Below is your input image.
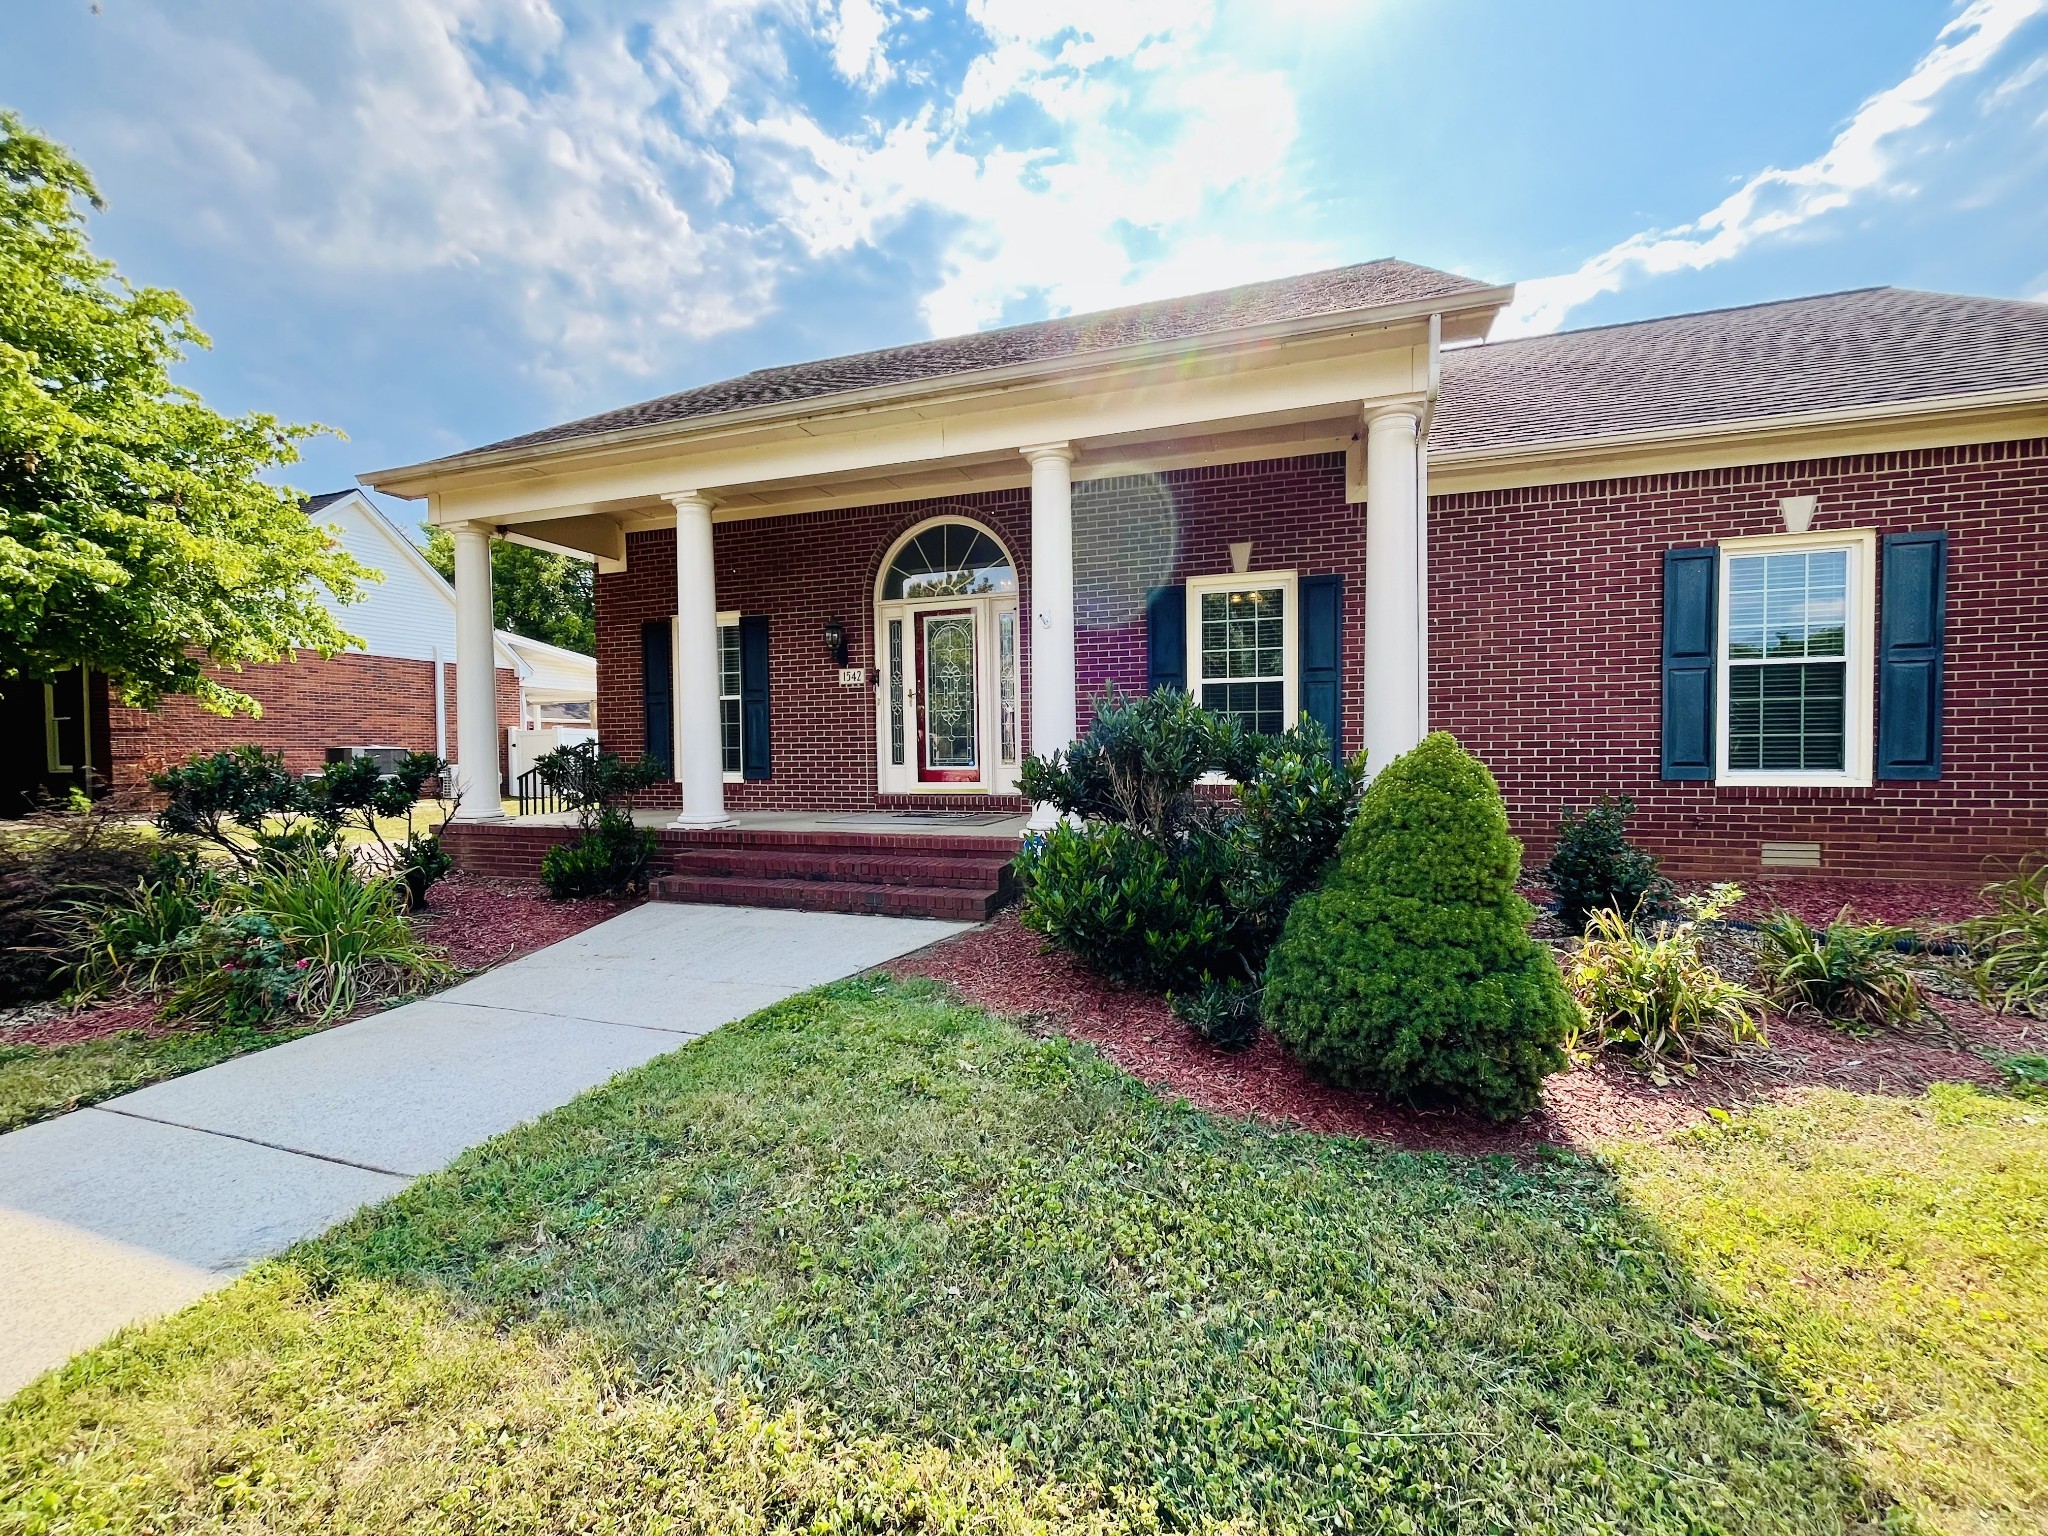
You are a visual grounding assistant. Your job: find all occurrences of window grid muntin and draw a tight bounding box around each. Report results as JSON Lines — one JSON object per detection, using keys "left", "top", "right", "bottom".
{"left": 1197, "top": 586, "right": 1287, "bottom": 735}
{"left": 718, "top": 621, "right": 742, "bottom": 775}
{"left": 1722, "top": 545, "right": 1856, "bottom": 777}
{"left": 882, "top": 522, "right": 1016, "bottom": 600}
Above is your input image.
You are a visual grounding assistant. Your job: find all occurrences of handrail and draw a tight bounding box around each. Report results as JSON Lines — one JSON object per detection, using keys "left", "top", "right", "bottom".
{"left": 515, "top": 765, "right": 568, "bottom": 817}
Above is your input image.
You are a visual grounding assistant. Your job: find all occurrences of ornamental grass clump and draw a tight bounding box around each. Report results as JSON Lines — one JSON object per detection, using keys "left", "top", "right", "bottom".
{"left": 1565, "top": 885, "right": 1765, "bottom": 1076}
{"left": 1262, "top": 732, "right": 1575, "bottom": 1120}
{"left": 1756, "top": 906, "right": 1924, "bottom": 1031}
{"left": 1959, "top": 854, "right": 2048, "bottom": 1018}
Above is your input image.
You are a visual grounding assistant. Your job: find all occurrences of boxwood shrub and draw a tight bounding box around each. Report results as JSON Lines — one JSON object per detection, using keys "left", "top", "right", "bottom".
{"left": 1263, "top": 732, "right": 1574, "bottom": 1120}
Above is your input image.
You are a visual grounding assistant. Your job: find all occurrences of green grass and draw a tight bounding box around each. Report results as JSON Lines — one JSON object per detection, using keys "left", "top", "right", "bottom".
{"left": 3, "top": 975, "right": 1909, "bottom": 1535}
{"left": 1615, "top": 1087, "right": 2048, "bottom": 1535}
{"left": 0, "top": 1025, "right": 315, "bottom": 1133}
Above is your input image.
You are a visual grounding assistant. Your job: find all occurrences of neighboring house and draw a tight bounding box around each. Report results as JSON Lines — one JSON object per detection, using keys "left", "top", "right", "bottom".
{"left": 0, "top": 490, "right": 596, "bottom": 813}
{"left": 365, "top": 264, "right": 2047, "bottom": 881}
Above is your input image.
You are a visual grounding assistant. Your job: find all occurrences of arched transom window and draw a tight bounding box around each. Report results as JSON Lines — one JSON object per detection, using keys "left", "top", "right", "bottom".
{"left": 881, "top": 522, "right": 1016, "bottom": 600}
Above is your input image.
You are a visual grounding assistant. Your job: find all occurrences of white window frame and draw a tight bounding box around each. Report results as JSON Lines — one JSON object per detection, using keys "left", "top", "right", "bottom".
{"left": 715, "top": 609, "right": 744, "bottom": 784}
{"left": 1715, "top": 529, "right": 1876, "bottom": 788}
{"left": 1185, "top": 570, "right": 1299, "bottom": 736}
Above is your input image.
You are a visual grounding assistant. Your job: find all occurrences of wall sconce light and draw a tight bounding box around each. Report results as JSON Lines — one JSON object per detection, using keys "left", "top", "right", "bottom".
{"left": 823, "top": 617, "right": 848, "bottom": 665}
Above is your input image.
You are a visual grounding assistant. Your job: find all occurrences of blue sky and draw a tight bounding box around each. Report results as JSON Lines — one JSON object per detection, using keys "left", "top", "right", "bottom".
{"left": 8, "top": 0, "right": 2048, "bottom": 506}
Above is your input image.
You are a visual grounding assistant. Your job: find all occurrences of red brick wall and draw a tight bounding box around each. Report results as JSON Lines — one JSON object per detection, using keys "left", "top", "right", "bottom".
{"left": 591, "top": 442, "right": 2045, "bottom": 877}
{"left": 1430, "top": 438, "right": 2048, "bottom": 879}
{"left": 598, "top": 490, "right": 1034, "bottom": 811}
{"left": 105, "top": 653, "right": 519, "bottom": 796}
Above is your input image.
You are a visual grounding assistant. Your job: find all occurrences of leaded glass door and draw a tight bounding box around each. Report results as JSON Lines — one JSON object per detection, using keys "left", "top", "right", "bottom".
{"left": 916, "top": 608, "right": 980, "bottom": 781}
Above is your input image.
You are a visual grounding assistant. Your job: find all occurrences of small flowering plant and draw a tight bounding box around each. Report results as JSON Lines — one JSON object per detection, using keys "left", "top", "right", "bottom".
{"left": 148, "top": 912, "right": 303, "bottom": 1028}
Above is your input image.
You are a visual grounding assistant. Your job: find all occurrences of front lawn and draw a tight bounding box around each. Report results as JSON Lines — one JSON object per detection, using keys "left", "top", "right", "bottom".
{"left": 9, "top": 977, "right": 2038, "bottom": 1533}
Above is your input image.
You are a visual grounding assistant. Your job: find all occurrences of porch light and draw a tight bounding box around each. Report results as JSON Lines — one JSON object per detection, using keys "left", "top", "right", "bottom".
{"left": 823, "top": 617, "right": 849, "bottom": 665}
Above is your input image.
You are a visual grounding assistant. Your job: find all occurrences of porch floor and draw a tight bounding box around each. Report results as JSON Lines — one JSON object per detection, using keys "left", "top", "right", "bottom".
{"left": 509, "top": 808, "right": 1032, "bottom": 839}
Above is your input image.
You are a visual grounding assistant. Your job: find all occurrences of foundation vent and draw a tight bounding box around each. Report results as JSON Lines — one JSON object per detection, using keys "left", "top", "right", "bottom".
{"left": 1759, "top": 841, "right": 1822, "bottom": 870}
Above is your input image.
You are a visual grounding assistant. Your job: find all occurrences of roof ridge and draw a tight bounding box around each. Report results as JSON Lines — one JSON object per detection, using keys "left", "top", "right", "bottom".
{"left": 732, "top": 256, "right": 1428, "bottom": 380}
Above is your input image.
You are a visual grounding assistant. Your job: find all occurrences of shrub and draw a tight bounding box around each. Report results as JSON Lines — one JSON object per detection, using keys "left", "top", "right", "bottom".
{"left": 1756, "top": 907, "right": 1923, "bottom": 1030}
{"left": 0, "top": 795, "right": 167, "bottom": 1005}
{"left": 542, "top": 807, "right": 658, "bottom": 899}
{"left": 157, "top": 911, "right": 304, "bottom": 1028}
{"left": 1565, "top": 885, "right": 1765, "bottom": 1075}
{"left": 305, "top": 750, "right": 456, "bottom": 908}
{"left": 1169, "top": 975, "right": 1262, "bottom": 1050}
{"left": 1263, "top": 733, "right": 1574, "bottom": 1120}
{"left": 1016, "top": 688, "right": 1362, "bottom": 994}
{"left": 244, "top": 850, "right": 451, "bottom": 1018}
{"left": 1958, "top": 855, "right": 2048, "bottom": 1017}
{"left": 153, "top": 745, "right": 325, "bottom": 865}
{"left": 64, "top": 852, "right": 219, "bottom": 1000}
{"left": 533, "top": 743, "right": 665, "bottom": 900}
{"left": 1543, "top": 796, "right": 1673, "bottom": 934}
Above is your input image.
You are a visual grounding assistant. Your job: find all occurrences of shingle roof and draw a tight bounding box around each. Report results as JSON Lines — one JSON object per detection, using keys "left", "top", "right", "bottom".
{"left": 302, "top": 490, "right": 358, "bottom": 514}
{"left": 471, "top": 258, "right": 1492, "bottom": 455}
{"left": 1433, "top": 287, "right": 2048, "bottom": 455}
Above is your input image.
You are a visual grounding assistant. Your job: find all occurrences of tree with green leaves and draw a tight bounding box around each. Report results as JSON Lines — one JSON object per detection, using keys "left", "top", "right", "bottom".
{"left": 0, "top": 111, "right": 369, "bottom": 713}
{"left": 421, "top": 525, "right": 595, "bottom": 654}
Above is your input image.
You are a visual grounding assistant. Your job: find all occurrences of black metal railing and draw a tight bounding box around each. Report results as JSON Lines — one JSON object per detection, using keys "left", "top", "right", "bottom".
{"left": 516, "top": 765, "right": 568, "bottom": 817}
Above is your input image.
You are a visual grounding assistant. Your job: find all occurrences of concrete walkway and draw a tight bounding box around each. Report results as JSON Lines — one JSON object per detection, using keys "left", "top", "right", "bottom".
{"left": 0, "top": 902, "right": 967, "bottom": 1397}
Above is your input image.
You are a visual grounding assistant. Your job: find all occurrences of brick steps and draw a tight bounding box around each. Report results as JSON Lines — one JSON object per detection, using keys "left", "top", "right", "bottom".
{"left": 650, "top": 826, "right": 1018, "bottom": 921}
{"left": 650, "top": 873, "right": 1005, "bottom": 921}
{"left": 667, "top": 845, "right": 1013, "bottom": 890}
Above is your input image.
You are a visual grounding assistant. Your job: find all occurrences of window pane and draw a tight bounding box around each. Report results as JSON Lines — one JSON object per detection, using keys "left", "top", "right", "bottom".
{"left": 719, "top": 624, "right": 742, "bottom": 698}
{"left": 883, "top": 521, "right": 1016, "bottom": 599}
{"left": 888, "top": 619, "right": 904, "bottom": 766}
{"left": 720, "top": 698, "right": 741, "bottom": 775}
{"left": 1729, "top": 548, "right": 1853, "bottom": 664}
{"left": 998, "top": 611, "right": 1018, "bottom": 764}
{"left": 1196, "top": 586, "right": 1286, "bottom": 690}
{"left": 1727, "top": 661, "right": 1846, "bottom": 772}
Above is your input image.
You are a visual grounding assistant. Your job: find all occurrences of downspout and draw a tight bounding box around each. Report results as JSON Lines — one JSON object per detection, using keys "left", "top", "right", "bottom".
{"left": 432, "top": 643, "right": 447, "bottom": 762}
{"left": 1416, "top": 312, "right": 1440, "bottom": 734}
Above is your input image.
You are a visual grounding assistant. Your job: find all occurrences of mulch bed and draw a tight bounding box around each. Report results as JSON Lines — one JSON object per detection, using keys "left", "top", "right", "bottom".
{"left": 891, "top": 888, "right": 2038, "bottom": 1156}
{"left": 0, "top": 873, "right": 637, "bottom": 1052}
{"left": 410, "top": 872, "right": 640, "bottom": 972}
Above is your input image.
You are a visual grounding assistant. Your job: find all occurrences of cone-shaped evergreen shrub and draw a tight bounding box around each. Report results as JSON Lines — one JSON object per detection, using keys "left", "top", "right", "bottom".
{"left": 1263, "top": 732, "right": 1573, "bottom": 1120}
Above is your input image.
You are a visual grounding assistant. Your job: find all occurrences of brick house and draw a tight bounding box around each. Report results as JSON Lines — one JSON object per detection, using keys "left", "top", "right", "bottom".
{"left": 365, "top": 263, "right": 2047, "bottom": 911}
{"left": 0, "top": 491, "right": 595, "bottom": 813}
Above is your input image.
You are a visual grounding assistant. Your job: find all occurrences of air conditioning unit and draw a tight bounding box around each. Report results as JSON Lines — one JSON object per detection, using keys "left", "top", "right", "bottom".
{"left": 325, "top": 745, "right": 409, "bottom": 776}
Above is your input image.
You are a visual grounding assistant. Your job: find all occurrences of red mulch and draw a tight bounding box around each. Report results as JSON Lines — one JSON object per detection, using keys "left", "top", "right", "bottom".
{"left": 891, "top": 897, "right": 2039, "bottom": 1156}
{"left": 0, "top": 873, "right": 637, "bottom": 1052}
{"left": 411, "top": 871, "right": 640, "bottom": 971}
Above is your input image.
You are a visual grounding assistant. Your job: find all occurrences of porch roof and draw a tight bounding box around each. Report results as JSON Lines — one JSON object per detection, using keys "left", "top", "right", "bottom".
{"left": 433, "top": 259, "right": 1490, "bottom": 463}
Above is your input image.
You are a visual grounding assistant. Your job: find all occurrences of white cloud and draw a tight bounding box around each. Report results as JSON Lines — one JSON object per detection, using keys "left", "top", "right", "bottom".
{"left": 83, "top": 0, "right": 1323, "bottom": 385}
{"left": 1496, "top": 0, "right": 2048, "bottom": 337}
{"left": 823, "top": 0, "right": 896, "bottom": 89}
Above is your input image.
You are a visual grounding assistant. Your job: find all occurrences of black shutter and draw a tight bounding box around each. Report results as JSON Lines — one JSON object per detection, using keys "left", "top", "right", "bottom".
{"left": 739, "top": 615, "right": 771, "bottom": 781}
{"left": 1878, "top": 531, "right": 1947, "bottom": 780}
{"left": 1661, "top": 547, "right": 1717, "bottom": 780}
{"left": 1298, "top": 573, "right": 1344, "bottom": 764}
{"left": 1146, "top": 585, "right": 1187, "bottom": 693}
{"left": 641, "top": 620, "right": 673, "bottom": 776}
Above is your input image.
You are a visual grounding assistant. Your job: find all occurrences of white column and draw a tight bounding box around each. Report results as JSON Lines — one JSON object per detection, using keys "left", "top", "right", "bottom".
{"left": 1022, "top": 442, "right": 1076, "bottom": 830}
{"left": 666, "top": 491, "right": 733, "bottom": 828}
{"left": 1363, "top": 408, "right": 1425, "bottom": 773}
{"left": 451, "top": 522, "right": 504, "bottom": 818}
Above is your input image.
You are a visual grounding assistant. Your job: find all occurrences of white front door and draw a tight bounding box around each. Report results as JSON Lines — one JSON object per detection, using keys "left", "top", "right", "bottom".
{"left": 877, "top": 596, "right": 1019, "bottom": 795}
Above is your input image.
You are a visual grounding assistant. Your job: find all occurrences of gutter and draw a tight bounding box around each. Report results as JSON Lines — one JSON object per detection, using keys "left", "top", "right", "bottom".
{"left": 361, "top": 285, "right": 1513, "bottom": 495}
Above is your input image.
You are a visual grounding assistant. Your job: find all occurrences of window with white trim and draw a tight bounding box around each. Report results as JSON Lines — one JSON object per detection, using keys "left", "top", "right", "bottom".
{"left": 717, "top": 614, "right": 743, "bottom": 778}
{"left": 1187, "top": 571, "right": 1298, "bottom": 737}
{"left": 1717, "top": 531, "right": 1875, "bottom": 786}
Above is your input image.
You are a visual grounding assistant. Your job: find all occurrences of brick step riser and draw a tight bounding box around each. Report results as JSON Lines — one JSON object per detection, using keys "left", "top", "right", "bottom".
{"left": 651, "top": 876, "right": 999, "bottom": 922}
{"left": 669, "top": 851, "right": 1015, "bottom": 890}
{"left": 666, "top": 829, "right": 1021, "bottom": 857}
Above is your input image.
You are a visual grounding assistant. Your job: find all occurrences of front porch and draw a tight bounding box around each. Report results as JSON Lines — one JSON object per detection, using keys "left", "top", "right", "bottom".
{"left": 442, "top": 810, "right": 1026, "bottom": 921}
